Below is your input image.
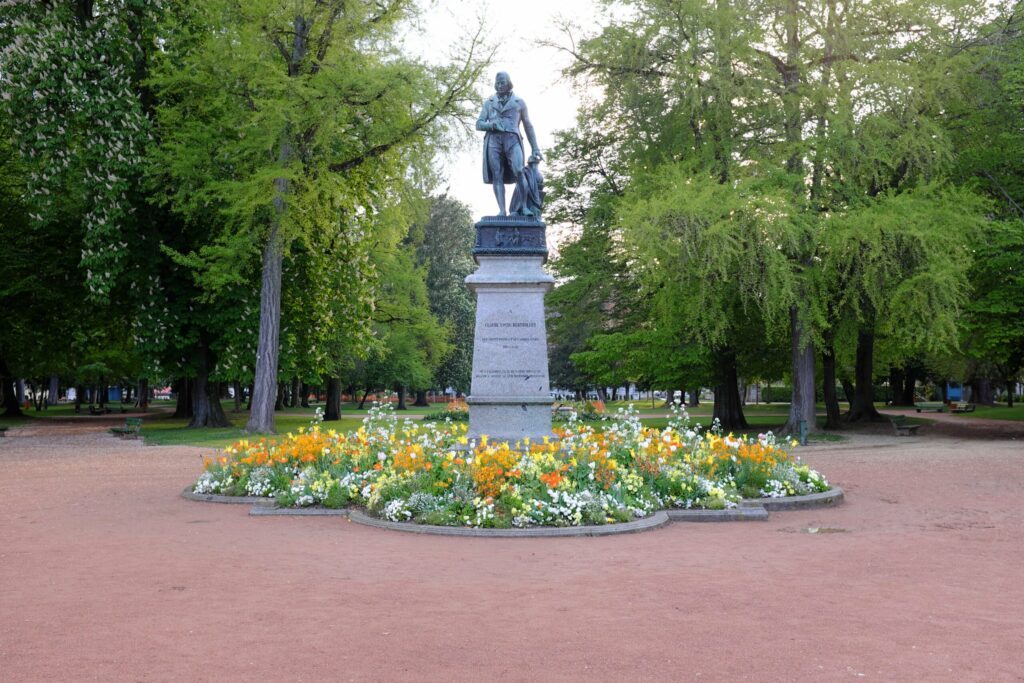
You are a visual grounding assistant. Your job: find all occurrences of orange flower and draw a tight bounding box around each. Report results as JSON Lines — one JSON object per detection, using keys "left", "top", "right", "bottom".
{"left": 539, "top": 471, "right": 563, "bottom": 489}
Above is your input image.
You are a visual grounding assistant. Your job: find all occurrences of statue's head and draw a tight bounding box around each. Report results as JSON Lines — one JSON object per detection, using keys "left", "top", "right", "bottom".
{"left": 494, "top": 72, "right": 513, "bottom": 94}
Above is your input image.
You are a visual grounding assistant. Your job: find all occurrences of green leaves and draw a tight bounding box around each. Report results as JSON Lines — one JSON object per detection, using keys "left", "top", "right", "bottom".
{"left": 0, "top": 1, "right": 158, "bottom": 299}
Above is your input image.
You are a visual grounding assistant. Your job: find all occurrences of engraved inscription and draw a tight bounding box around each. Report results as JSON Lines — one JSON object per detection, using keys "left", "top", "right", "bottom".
{"left": 473, "top": 369, "right": 542, "bottom": 379}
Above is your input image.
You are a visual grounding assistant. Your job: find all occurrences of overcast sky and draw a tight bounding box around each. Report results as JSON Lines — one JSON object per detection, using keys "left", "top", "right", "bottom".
{"left": 404, "top": 0, "right": 607, "bottom": 219}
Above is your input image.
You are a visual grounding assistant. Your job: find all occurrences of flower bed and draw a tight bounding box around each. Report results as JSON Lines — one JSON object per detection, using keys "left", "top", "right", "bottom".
{"left": 192, "top": 403, "right": 831, "bottom": 528}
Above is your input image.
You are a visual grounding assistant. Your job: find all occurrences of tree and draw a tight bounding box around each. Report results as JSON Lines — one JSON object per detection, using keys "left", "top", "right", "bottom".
{"left": 414, "top": 195, "right": 477, "bottom": 396}
{"left": 550, "top": 0, "right": 1003, "bottom": 431}
{"left": 363, "top": 238, "right": 450, "bottom": 410}
{"left": 0, "top": 0, "right": 158, "bottom": 300}
{"left": 149, "top": 0, "right": 487, "bottom": 432}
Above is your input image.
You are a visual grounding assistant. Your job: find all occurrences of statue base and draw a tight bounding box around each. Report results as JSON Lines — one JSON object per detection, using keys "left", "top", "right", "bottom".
{"left": 465, "top": 216, "right": 554, "bottom": 443}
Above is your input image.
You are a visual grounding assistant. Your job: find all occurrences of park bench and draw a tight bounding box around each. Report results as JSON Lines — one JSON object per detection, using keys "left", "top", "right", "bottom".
{"left": 951, "top": 402, "right": 976, "bottom": 413}
{"left": 88, "top": 405, "right": 113, "bottom": 415}
{"left": 890, "top": 415, "right": 921, "bottom": 436}
{"left": 110, "top": 417, "right": 142, "bottom": 438}
{"left": 914, "top": 401, "right": 946, "bottom": 413}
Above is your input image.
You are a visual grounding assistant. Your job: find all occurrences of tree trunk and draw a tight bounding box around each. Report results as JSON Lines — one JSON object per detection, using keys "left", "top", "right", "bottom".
{"left": 325, "top": 377, "right": 342, "bottom": 421}
{"left": 846, "top": 329, "right": 883, "bottom": 422}
{"left": 97, "top": 379, "right": 106, "bottom": 408}
{"left": 822, "top": 344, "right": 842, "bottom": 430}
{"left": 900, "top": 365, "right": 918, "bottom": 405}
{"left": 246, "top": 188, "right": 286, "bottom": 431}
{"left": 396, "top": 385, "right": 408, "bottom": 410}
{"left": 971, "top": 378, "right": 995, "bottom": 406}
{"left": 246, "top": 383, "right": 253, "bottom": 410}
{"left": 939, "top": 382, "right": 948, "bottom": 403}
{"left": 47, "top": 375, "right": 59, "bottom": 407}
{"left": 232, "top": 380, "right": 242, "bottom": 412}
{"left": 246, "top": 15, "right": 308, "bottom": 433}
{"left": 300, "top": 382, "right": 310, "bottom": 408}
{"left": 0, "top": 357, "right": 22, "bottom": 417}
{"left": 138, "top": 378, "right": 149, "bottom": 412}
{"left": 712, "top": 347, "right": 748, "bottom": 431}
{"left": 1007, "top": 381, "right": 1015, "bottom": 408}
{"left": 688, "top": 386, "right": 700, "bottom": 407}
{"left": 413, "top": 389, "right": 429, "bottom": 407}
{"left": 784, "top": 307, "right": 818, "bottom": 435}
{"left": 289, "top": 376, "right": 300, "bottom": 408}
{"left": 841, "top": 379, "right": 854, "bottom": 408}
{"left": 275, "top": 382, "right": 285, "bottom": 411}
{"left": 33, "top": 381, "right": 45, "bottom": 411}
{"left": 358, "top": 387, "right": 370, "bottom": 410}
{"left": 189, "top": 340, "right": 230, "bottom": 428}
{"left": 74, "top": 384, "right": 83, "bottom": 414}
{"left": 173, "top": 378, "right": 194, "bottom": 419}
{"left": 888, "top": 366, "right": 905, "bottom": 406}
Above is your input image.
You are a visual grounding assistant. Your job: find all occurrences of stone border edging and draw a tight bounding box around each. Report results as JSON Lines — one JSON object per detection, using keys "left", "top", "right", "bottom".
{"left": 181, "top": 487, "right": 272, "bottom": 505}
{"left": 346, "top": 509, "right": 671, "bottom": 537}
{"left": 666, "top": 506, "right": 768, "bottom": 522}
{"left": 182, "top": 486, "right": 843, "bottom": 535}
{"left": 754, "top": 486, "right": 844, "bottom": 511}
{"left": 250, "top": 506, "right": 349, "bottom": 517}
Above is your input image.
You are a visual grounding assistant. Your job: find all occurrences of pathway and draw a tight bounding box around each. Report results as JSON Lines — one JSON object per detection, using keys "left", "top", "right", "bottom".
{"left": 0, "top": 420, "right": 1021, "bottom": 680}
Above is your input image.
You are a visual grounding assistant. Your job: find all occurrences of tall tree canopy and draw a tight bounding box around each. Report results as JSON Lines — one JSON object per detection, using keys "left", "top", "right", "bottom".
{"left": 148, "top": 0, "right": 487, "bottom": 432}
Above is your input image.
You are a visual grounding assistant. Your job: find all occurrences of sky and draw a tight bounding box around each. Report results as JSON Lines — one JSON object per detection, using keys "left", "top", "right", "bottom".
{"left": 404, "top": 0, "right": 607, "bottom": 219}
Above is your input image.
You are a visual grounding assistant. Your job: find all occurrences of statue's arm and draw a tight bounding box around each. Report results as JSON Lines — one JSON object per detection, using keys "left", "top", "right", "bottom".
{"left": 475, "top": 101, "right": 496, "bottom": 132}
{"left": 520, "top": 102, "right": 541, "bottom": 159}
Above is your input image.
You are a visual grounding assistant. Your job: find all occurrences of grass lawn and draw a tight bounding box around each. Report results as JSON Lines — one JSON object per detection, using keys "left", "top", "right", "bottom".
{"left": 960, "top": 404, "right": 1024, "bottom": 421}
{"left": 215, "top": 399, "right": 453, "bottom": 416}
{"left": 141, "top": 413, "right": 363, "bottom": 448}
{"left": 605, "top": 400, "right": 794, "bottom": 414}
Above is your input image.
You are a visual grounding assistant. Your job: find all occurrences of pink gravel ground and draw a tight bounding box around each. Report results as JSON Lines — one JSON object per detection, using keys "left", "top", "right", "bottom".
{"left": 1, "top": 419, "right": 1022, "bottom": 681}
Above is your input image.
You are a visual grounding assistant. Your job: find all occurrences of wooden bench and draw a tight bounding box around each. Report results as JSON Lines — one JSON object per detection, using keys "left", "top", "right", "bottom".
{"left": 88, "top": 405, "right": 113, "bottom": 415}
{"left": 110, "top": 417, "right": 142, "bottom": 438}
{"left": 914, "top": 402, "right": 945, "bottom": 413}
{"left": 950, "top": 402, "right": 976, "bottom": 413}
{"left": 890, "top": 415, "right": 921, "bottom": 436}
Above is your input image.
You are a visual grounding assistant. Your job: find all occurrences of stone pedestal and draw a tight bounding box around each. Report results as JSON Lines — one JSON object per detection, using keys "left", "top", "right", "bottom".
{"left": 465, "top": 216, "right": 554, "bottom": 443}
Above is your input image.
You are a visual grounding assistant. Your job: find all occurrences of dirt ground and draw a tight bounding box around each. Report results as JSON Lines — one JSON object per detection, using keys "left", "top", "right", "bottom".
{"left": 1, "top": 419, "right": 1022, "bottom": 682}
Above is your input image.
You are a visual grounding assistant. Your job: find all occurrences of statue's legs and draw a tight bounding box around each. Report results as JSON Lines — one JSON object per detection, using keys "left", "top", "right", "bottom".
{"left": 492, "top": 180, "right": 507, "bottom": 216}
{"left": 487, "top": 133, "right": 524, "bottom": 217}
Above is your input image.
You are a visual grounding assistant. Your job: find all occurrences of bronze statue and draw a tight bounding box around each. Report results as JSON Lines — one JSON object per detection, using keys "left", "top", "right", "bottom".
{"left": 476, "top": 72, "right": 542, "bottom": 217}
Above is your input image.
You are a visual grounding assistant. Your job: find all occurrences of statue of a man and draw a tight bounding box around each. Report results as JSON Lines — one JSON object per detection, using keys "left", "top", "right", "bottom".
{"left": 476, "top": 72, "right": 542, "bottom": 217}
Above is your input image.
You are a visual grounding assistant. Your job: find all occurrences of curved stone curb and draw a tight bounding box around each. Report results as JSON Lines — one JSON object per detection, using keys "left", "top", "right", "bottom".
{"left": 666, "top": 506, "right": 768, "bottom": 522}
{"left": 249, "top": 506, "right": 349, "bottom": 517}
{"left": 180, "top": 487, "right": 272, "bottom": 506}
{"left": 347, "top": 509, "right": 671, "bottom": 537}
{"left": 754, "top": 487, "right": 844, "bottom": 511}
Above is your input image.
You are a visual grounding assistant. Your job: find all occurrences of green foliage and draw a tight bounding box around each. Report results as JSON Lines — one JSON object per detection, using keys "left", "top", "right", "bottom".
{"left": 546, "top": 0, "right": 1016, "bottom": 405}
{"left": 0, "top": 0, "right": 160, "bottom": 299}
{"left": 414, "top": 196, "right": 477, "bottom": 394}
{"left": 362, "top": 236, "right": 451, "bottom": 393}
{"left": 821, "top": 184, "right": 989, "bottom": 353}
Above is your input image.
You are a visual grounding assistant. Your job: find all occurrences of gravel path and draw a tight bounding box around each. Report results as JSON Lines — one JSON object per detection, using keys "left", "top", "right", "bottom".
{"left": 1, "top": 421, "right": 1022, "bottom": 681}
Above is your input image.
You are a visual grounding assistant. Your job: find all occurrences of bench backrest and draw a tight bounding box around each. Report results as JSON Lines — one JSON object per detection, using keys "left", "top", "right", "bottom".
{"left": 125, "top": 418, "right": 143, "bottom": 427}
